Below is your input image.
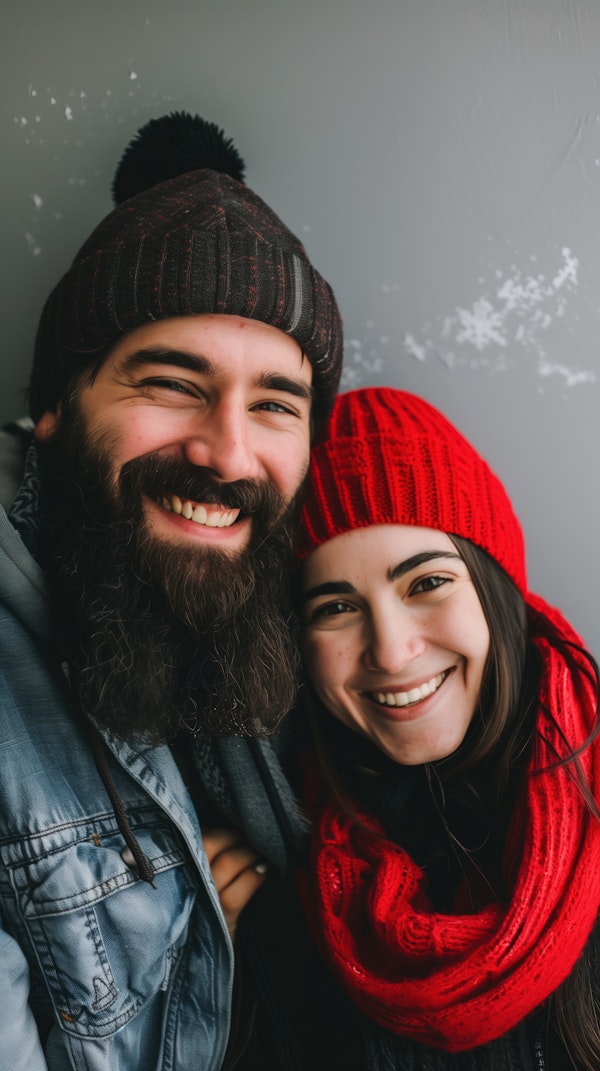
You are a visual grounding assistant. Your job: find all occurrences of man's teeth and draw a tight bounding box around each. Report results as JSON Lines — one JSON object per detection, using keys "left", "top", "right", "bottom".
{"left": 371, "top": 672, "right": 446, "bottom": 708}
{"left": 160, "top": 495, "right": 240, "bottom": 528}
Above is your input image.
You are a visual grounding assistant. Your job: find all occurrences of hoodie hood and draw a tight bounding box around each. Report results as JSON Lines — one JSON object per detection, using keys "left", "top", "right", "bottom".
{"left": 0, "top": 430, "right": 50, "bottom": 647}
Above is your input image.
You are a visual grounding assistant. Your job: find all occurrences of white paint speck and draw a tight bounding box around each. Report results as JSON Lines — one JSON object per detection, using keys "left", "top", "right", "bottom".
{"left": 497, "top": 275, "right": 544, "bottom": 314}
{"left": 401, "top": 248, "right": 587, "bottom": 387}
{"left": 340, "top": 333, "right": 384, "bottom": 390}
{"left": 404, "top": 333, "right": 427, "bottom": 362}
{"left": 31, "top": 194, "right": 43, "bottom": 209}
{"left": 538, "top": 360, "right": 595, "bottom": 386}
{"left": 24, "top": 232, "right": 42, "bottom": 256}
{"left": 456, "top": 297, "right": 506, "bottom": 350}
{"left": 65, "top": 106, "right": 73, "bottom": 121}
{"left": 130, "top": 71, "right": 138, "bottom": 81}
{"left": 552, "top": 247, "right": 578, "bottom": 290}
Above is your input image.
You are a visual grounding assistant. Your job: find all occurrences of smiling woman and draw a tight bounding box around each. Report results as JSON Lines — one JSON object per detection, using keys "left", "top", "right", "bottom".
{"left": 293, "top": 387, "right": 600, "bottom": 1070}
{"left": 302, "top": 525, "right": 490, "bottom": 766}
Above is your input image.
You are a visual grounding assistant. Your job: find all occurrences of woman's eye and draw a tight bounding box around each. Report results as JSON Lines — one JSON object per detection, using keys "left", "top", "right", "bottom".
{"left": 411, "top": 575, "right": 450, "bottom": 595}
{"left": 309, "top": 600, "right": 354, "bottom": 622}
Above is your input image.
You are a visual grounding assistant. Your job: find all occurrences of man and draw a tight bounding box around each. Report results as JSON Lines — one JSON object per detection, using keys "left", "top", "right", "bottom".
{"left": 0, "top": 112, "right": 342, "bottom": 1069}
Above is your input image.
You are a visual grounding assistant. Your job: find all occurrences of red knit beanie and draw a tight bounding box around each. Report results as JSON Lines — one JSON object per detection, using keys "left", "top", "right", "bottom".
{"left": 298, "top": 387, "right": 527, "bottom": 595}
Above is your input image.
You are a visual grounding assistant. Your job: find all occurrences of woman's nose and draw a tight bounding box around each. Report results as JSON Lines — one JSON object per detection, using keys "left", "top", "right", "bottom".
{"left": 361, "top": 608, "right": 425, "bottom": 674}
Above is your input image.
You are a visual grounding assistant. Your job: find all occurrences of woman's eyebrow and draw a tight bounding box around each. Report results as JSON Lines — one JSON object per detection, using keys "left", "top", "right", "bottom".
{"left": 387, "top": 550, "right": 462, "bottom": 582}
{"left": 302, "top": 579, "right": 356, "bottom": 603}
{"left": 302, "top": 552, "right": 463, "bottom": 603}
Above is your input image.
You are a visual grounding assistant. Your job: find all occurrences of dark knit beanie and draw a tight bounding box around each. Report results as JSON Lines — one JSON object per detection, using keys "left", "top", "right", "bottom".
{"left": 29, "top": 111, "right": 343, "bottom": 423}
{"left": 297, "top": 387, "right": 527, "bottom": 594}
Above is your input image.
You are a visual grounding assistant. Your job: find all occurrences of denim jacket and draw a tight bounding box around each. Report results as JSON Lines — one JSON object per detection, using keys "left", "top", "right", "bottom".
{"left": 0, "top": 435, "right": 305, "bottom": 1070}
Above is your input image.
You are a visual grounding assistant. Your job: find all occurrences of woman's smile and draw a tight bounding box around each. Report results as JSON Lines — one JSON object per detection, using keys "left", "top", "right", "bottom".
{"left": 302, "top": 526, "right": 490, "bottom": 765}
{"left": 363, "top": 667, "right": 454, "bottom": 718}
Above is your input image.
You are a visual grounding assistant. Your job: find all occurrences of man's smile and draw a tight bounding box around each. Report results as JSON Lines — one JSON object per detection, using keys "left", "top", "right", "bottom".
{"left": 144, "top": 494, "right": 251, "bottom": 548}
{"left": 159, "top": 495, "right": 242, "bottom": 529}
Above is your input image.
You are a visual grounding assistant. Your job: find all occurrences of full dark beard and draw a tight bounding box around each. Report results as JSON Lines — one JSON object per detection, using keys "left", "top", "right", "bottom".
{"left": 37, "top": 407, "right": 302, "bottom": 742}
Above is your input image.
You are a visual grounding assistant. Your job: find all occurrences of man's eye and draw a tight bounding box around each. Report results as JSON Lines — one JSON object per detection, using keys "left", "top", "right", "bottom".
{"left": 411, "top": 575, "right": 450, "bottom": 595}
{"left": 141, "top": 378, "right": 194, "bottom": 395}
{"left": 254, "top": 400, "right": 294, "bottom": 414}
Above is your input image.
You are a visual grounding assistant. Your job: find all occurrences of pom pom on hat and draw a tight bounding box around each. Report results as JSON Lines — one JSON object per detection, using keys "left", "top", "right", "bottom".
{"left": 112, "top": 111, "right": 246, "bottom": 204}
{"left": 298, "top": 387, "right": 527, "bottom": 595}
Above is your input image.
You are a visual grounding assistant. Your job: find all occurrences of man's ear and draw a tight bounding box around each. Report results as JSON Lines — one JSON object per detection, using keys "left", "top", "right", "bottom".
{"left": 34, "top": 404, "right": 62, "bottom": 442}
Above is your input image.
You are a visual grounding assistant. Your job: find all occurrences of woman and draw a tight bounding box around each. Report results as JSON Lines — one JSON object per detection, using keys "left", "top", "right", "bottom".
{"left": 294, "top": 386, "right": 600, "bottom": 1070}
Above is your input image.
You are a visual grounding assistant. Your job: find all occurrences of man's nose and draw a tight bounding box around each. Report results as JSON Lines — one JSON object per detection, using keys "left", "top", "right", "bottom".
{"left": 183, "top": 401, "right": 261, "bottom": 482}
{"left": 361, "top": 607, "right": 425, "bottom": 674}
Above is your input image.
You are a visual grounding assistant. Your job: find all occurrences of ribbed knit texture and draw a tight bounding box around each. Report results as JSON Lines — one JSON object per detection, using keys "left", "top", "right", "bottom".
{"left": 30, "top": 168, "right": 342, "bottom": 421}
{"left": 301, "top": 596, "right": 600, "bottom": 1051}
{"left": 297, "top": 388, "right": 526, "bottom": 594}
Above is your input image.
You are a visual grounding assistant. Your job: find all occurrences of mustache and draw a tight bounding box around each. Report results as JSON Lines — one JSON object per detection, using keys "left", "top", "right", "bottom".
{"left": 119, "top": 453, "right": 286, "bottom": 518}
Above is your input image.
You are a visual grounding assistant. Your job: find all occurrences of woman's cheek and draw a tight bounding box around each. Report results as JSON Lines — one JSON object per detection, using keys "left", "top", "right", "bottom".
{"left": 302, "top": 634, "right": 327, "bottom": 684}
{"left": 304, "top": 633, "right": 352, "bottom": 689}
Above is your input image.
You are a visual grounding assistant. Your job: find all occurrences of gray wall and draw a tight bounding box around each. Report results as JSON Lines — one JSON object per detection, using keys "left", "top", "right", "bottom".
{"left": 2, "top": 0, "right": 599, "bottom": 653}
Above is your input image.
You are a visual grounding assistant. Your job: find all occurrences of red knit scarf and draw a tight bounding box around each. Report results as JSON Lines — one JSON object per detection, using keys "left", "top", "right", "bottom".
{"left": 300, "top": 596, "right": 600, "bottom": 1052}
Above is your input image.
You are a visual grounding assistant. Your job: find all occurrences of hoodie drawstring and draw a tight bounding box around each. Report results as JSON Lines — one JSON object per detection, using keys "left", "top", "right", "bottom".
{"left": 90, "top": 724, "right": 156, "bottom": 887}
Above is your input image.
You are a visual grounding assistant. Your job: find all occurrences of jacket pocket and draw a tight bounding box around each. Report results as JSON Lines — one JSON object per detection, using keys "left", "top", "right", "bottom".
{"left": 4, "top": 812, "right": 197, "bottom": 1039}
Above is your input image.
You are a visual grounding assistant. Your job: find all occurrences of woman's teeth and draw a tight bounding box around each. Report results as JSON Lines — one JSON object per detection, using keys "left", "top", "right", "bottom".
{"left": 160, "top": 495, "right": 240, "bottom": 528}
{"left": 370, "top": 671, "right": 446, "bottom": 708}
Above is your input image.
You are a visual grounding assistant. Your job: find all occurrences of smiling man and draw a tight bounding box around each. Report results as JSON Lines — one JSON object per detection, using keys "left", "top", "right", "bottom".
{"left": 35, "top": 313, "right": 315, "bottom": 740}
{"left": 0, "top": 113, "right": 342, "bottom": 1070}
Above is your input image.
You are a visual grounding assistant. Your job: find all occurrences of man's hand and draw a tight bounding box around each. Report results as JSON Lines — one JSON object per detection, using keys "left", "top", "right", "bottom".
{"left": 202, "top": 828, "right": 268, "bottom": 940}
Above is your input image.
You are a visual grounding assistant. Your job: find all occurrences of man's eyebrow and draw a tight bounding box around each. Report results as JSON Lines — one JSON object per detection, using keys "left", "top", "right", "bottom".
{"left": 387, "top": 550, "right": 462, "bottom": 582}
{"left": 120, "top": 348, "right": 214, "bottom": 375}
{"left": 256, "top": 372, "right": 314, "bottom": 403}
{"left": 302, "top": 579, "right": 356, "bottom": 603}
{"left": 118, "top": 349, "right": 313, "bottom": 401}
